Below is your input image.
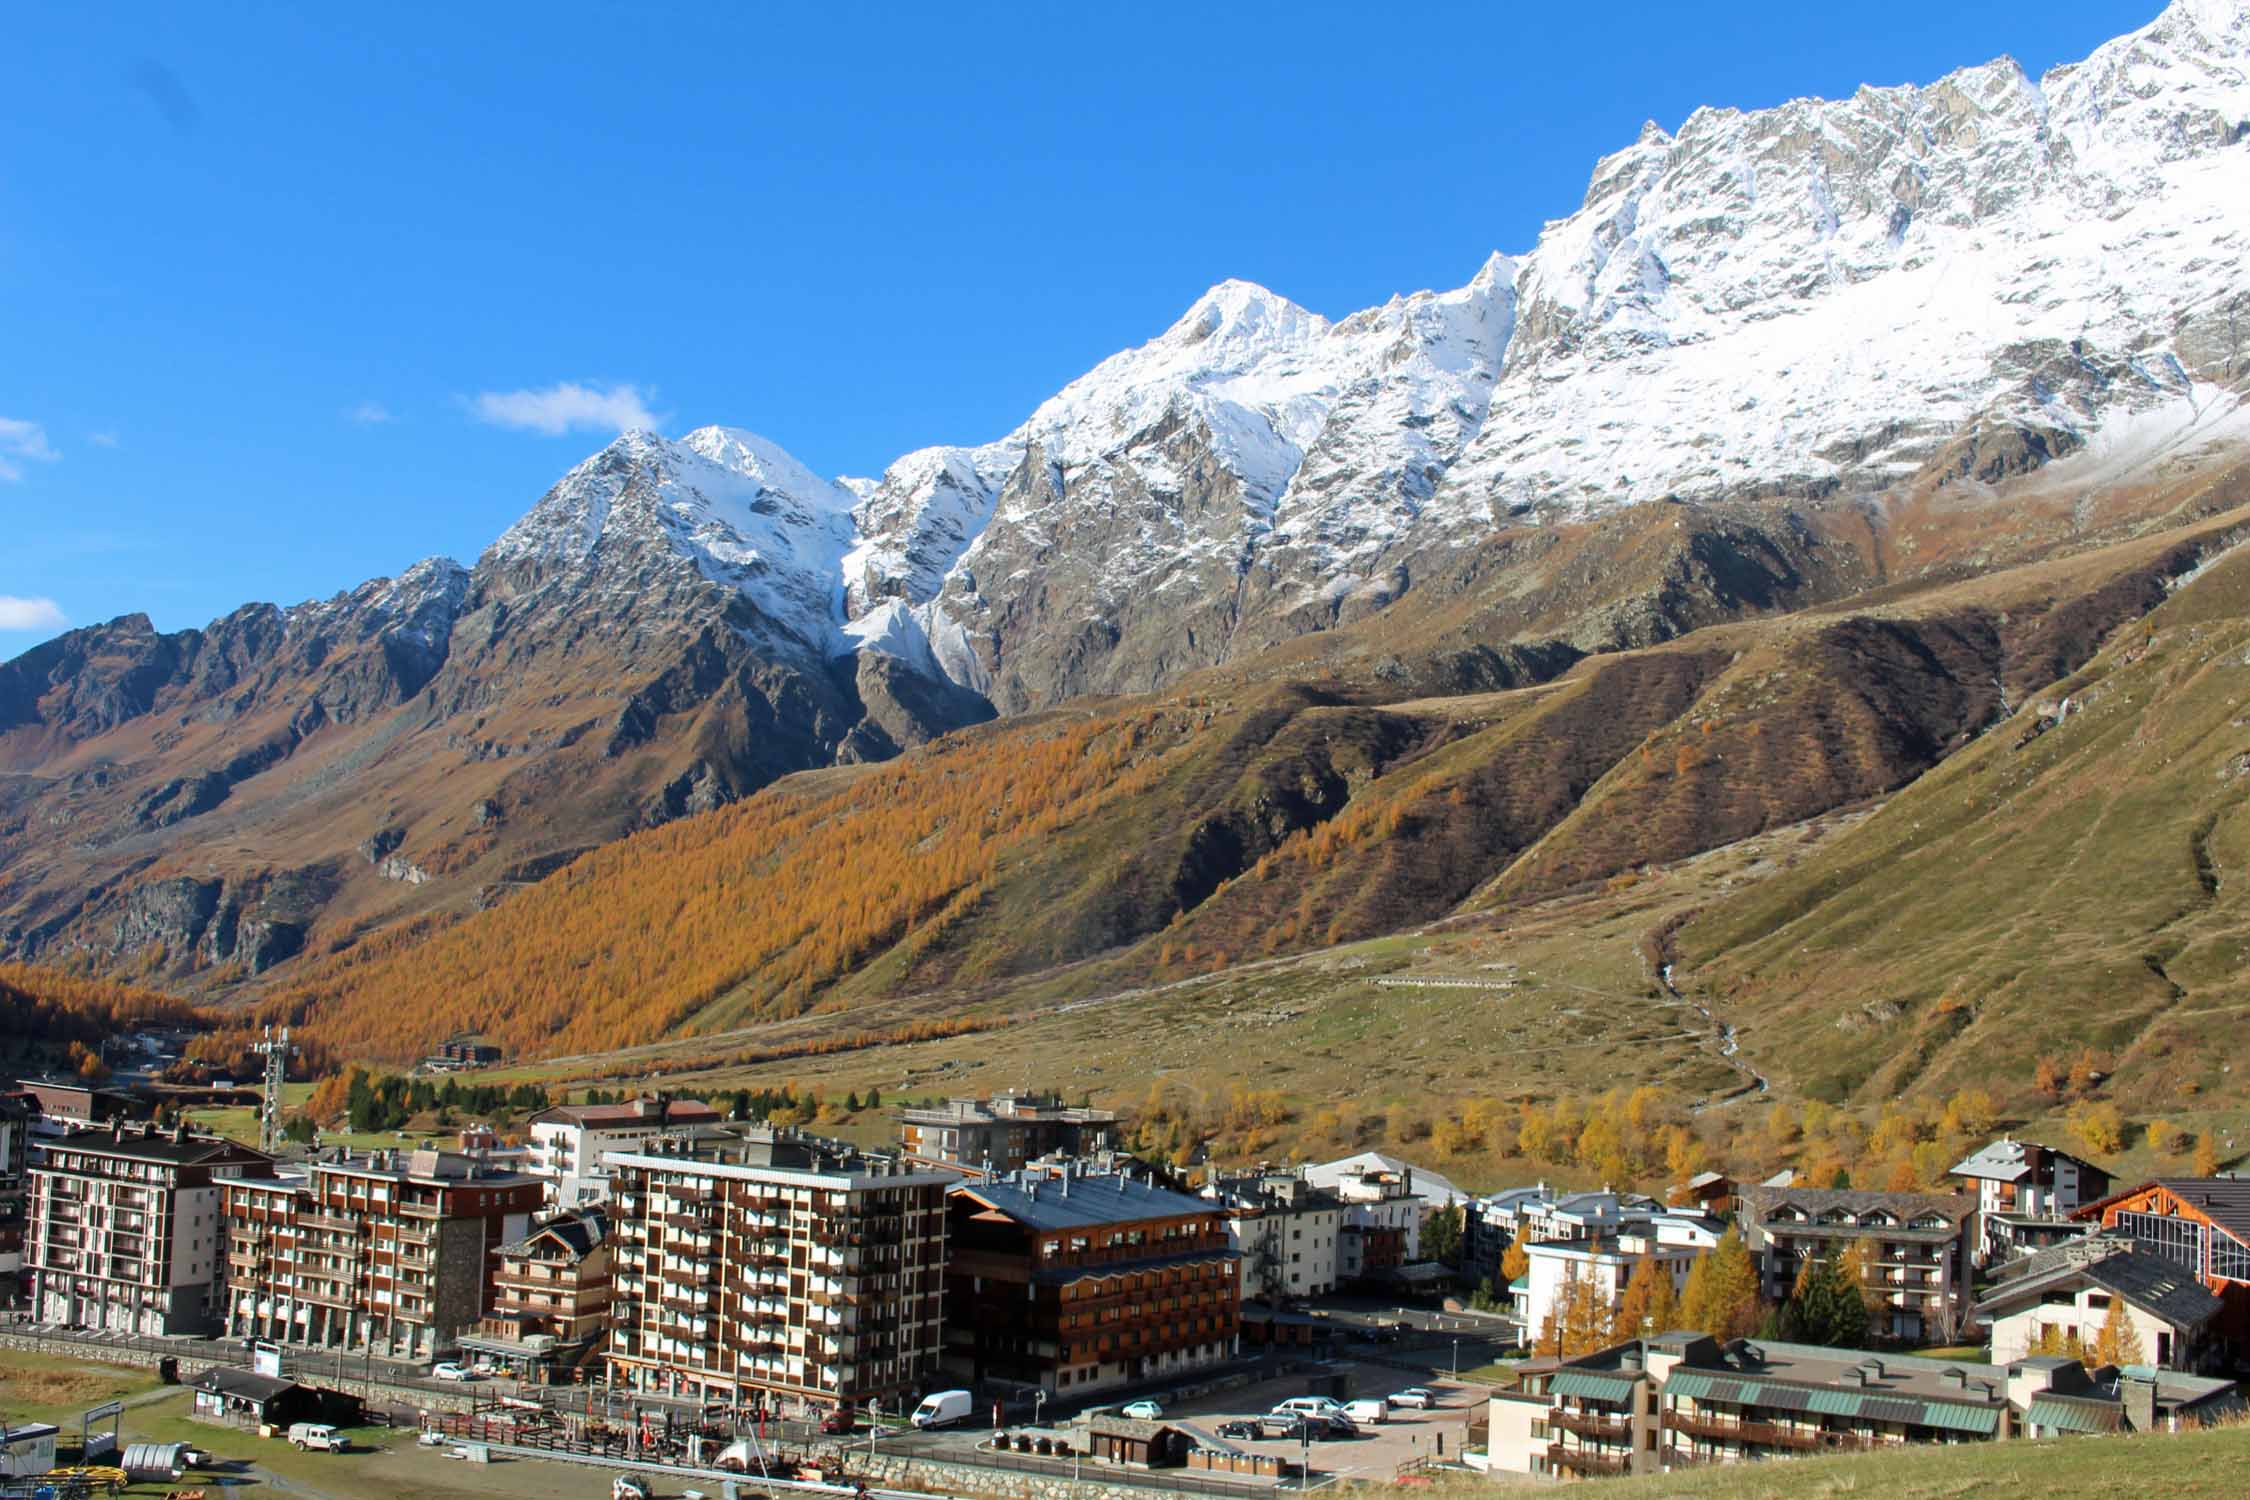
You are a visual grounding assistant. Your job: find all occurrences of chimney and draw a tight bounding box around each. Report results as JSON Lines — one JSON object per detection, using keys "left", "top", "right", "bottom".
{"left": 2122, "top": 1375, "right": 2158, "bottom": 1433}
{"left": 1839, "top": 1368, "right": 1865, "bottom": 1388}
{"left": 1940, "top": 1369, "right": 1967, "bottom": 1390}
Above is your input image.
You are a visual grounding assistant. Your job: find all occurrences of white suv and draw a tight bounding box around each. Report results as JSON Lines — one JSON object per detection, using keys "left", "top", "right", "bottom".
{"left": 1271, "top": 1397, "right": 1345, "bottom": 1419}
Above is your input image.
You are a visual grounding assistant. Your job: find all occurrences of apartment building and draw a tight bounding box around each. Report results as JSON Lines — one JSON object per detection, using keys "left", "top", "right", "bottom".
{"left": 460, "top": 1207, "right": 612, "bottom": 1379}
{"left": 526, "top": 1097, "right": 726, "bottom": 1210}
{"left": 1977, "top": 1230, "right": 2222, "bottom": 1369}
{"left": 2077, "top": 1177, "right": 2250, "bottom": 1350}
{"left": 946, "top": 1166, "right": 1240, "bottom": 1395}
{"left": 1949, "top": 1138, "right": 2112, "bottom": 1264}
{"left": 222, "top": 1146, "right": 542, "bottom": 1360}
{"left": 1737, "top": 1187, "right": 1977, "bottom": 1343}
{"left": 1487, "top": 1333, "right": 2242, "bottom": 1481}
{"left": 1520, "top": 1216, "right": 1721, "bottom": 1338}
{"left": 602, "top": 1126, "right": 953, "bottom": 1414}
{"left": 29, "top": 1121, "right": 276, "bottom": 1336}
{"left": 1201, "top": 1167, "right": 1342, "bottom": 1302}
{"left": 897, "top": 1091, "right": 1117, "bottom": 1172}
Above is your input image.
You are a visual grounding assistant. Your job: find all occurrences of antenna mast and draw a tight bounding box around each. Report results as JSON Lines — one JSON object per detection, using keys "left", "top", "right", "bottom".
{"left": 252, "top": 1025, "right": 297, "bottom": 1155}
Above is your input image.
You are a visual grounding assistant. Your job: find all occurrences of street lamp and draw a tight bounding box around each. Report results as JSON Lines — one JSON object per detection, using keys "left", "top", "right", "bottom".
{"left": 1450, "top": 1339, "right": 1459, "bottom": 1377}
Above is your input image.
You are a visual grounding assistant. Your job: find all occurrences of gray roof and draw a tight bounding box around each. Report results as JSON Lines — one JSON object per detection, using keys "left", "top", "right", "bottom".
{"left": 1948, "top": 1138, "right": 2103, "bottom": 1183}
{"left": 2147, "top": 1177, "right": 2250, "bottom": 1246}
{"left": 954, "top": 1172, "right": 1218, "bottom": 1230}
{"left": 1976, "top": 1233, "right": 2223, "bottom": 1328}
{"left": 1740, "top": 1186, "right": 1974, "bottom": 1237}
{"left": 500, "top": 1207, "right": 608, "bottom": 1262}
{"left": 42, "top": 1126, "right": 271, "bottom": 1168}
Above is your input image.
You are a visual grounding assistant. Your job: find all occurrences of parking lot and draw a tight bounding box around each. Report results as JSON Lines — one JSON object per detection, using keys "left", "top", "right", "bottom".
{"left": 1158, "top": 1361, "right": 1477, "bottom": 1481}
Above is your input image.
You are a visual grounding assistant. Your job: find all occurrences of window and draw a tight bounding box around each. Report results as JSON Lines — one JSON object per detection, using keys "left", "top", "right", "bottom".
{"left": 2117, "top": 1211, "right": 2207, "bottom": 1276}
{"left": 2211, "top": 1229, "right": 2250, "bottom": 1283}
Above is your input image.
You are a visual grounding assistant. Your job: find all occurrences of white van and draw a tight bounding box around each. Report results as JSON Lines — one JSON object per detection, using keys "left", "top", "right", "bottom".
{"left": 287, "top": 1423, "right": 347, "bottom": 1452}
{"left": 1343, "top": 1398, "right": 1389, "bottom": 1425}
{"left": 911, "top": 1389, "right": 974, "bottom": 1429}
{"left": 1270, "top": 1397, "right": 1344, "bottom": 1420}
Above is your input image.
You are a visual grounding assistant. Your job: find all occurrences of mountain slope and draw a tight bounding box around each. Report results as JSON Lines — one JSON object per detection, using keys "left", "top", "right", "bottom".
{"left": 3, "top": 0, "right": 2247, "bottom": 991}
{"left": 1677, "top": 518, "right": 2250, "bottom": 1112}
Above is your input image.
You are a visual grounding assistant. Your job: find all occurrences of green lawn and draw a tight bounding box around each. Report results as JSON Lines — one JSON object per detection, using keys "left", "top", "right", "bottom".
{"left": 1436, "top": 1422, "right": 2250, "bottom": 1498}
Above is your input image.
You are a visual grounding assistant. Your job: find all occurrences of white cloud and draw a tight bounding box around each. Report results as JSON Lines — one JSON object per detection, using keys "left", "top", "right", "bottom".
{"left": 349, "top": 401, "right": 394, "bottom": 425}
{"left": 0, "top": 416, "right": 60, "bottom": 481}
{"left": 469, "top": 381, "right": 662, "bottom": 436}
{"left": 0, "top": 595, "right": 67, "bottom": 632}
{"left": 87, "top": 430, "right": 119, "bottom": 448}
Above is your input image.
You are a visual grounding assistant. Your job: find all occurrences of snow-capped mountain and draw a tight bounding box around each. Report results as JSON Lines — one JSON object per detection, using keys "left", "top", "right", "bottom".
{"left": 474, "top": 0, "right": 2247, "bottom": 709}
{"left": 6, "top": 0, "right": 2247, "bottom": 987}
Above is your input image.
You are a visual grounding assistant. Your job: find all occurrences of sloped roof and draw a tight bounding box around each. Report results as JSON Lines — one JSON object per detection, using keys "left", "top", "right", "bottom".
{"left": 1976, "top": 1233, "right": 2222, "bottom": 1328}
{"left": 500, "top": 1207, "right": 609, "bottom": 1262}
{"left": 1948, "top": 1138, "right": 2104, "bottom": 1183}
{"left": 1740, "top": 1186, "right": 1974, "bottom": 1234}
{"left": 2150, "top": 1177, "right": 2250, "bottom": 1244}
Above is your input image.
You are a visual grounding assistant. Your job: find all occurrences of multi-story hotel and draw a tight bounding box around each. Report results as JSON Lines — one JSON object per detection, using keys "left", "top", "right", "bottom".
{"left": 945, "top": 1166, "right": 1240, "bottom": 1395}
{"left": 1948, "top": 1138, "right": 2112, "bottom": 1263}
{"left": 602, "top": 1125, "right": 953, "bottom": 1414}
{"left": 28, "top": 1121, "right": 276, "bottom": 1335}
{"left": 1736, "top": 1187, "right": 1978, "bottom": 1343}
{"left": 222, "top": 1145, "right": 543, "bottom": 1360}
{"left": 898, "top": 1091, "right": 1117, "bottom": 1172}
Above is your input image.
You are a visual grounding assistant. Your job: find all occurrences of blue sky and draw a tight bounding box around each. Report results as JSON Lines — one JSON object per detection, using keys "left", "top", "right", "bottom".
{"left": 0, "top": 1, "right": 2159, "bottom": 657}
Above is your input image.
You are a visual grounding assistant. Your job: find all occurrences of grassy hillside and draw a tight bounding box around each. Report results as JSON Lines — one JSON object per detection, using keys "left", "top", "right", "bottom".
{"left": 1437, "top": 1423, "right": 2250, "bottom": 1499}
{"left": 1681, "top": 540, "right": 2250, "bottom": 1129}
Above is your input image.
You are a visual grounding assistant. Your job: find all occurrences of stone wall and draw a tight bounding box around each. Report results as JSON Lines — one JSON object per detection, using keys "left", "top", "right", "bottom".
{"left": 0, "top": 1331, "right": 487, "bottom": 1415}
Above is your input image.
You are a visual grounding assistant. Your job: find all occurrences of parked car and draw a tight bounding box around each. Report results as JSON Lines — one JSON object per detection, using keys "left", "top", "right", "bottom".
{"left": 1271, "top": 1396, "right": 1345, "bottom": 1419}
{"left": 1120, "top": 1400, "right": 1164, "bottom": 1421}
{"left": 1216, "top": 1420, "right": 1261, "bottom": 1441}
{"left": 287, "top": 1423, "right": 347, "bottom": 1452}
{"left": 820, "top": 1406, "right": 859, "bottom": 1435}
{"left": 1257, "top": 1415, "right": 1308, "bottom": 1440}
{"left": 1343, "top": 1398, "right": 1390, "bottom": 1425}
{"left": 431, "top": 1361, "right": 475, "bottom": 1382}
{"left": 416, "top": 1430, "right": 447, "bottom": 1447}
{"left": 1388, "top": 1387, "right": 1435, "bottom": 1409}
{"left": 1307, "top": 1414, "right": 1359, "bottom": 1440}
{"left": 612, "top": 1478, "right": 652, "bottom": 1500}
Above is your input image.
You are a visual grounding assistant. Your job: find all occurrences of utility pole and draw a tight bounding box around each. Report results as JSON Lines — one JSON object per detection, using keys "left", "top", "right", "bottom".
{"left": 252, "top": 1026, "right": 297, "bottom": 1155}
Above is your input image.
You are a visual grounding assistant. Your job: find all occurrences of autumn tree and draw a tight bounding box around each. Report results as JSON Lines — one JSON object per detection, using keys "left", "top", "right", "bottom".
{"left": 1680, "top": 1230, "right": 1761, "bottom": 1342}
{"left": 2034, "top": 1055, "right": 2066, "bottom": 1099}
{"left": 2091, "top": 1299, "right": 2147, "bottom": 1368}
{"left": 2069, "top": 1100, "right": 2126, "bottom": 1157}
{"left": 2146, "top": 1119, "right": 2189, "bottom": 1158}
{"left": 1613, "top": 1256, "right": 1672, "bottom": 1340}
{"left": 1500, "top": 1241, "right": 1530, "bottom": 1286}
{"left": 2194, "top": 1132, "right": 2222, "bottom": 1177}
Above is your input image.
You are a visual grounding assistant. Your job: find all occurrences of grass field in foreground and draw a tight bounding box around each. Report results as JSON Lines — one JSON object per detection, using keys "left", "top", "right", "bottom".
{"left": 1444, "top": 1421, "right": 2250, "bottom": 1498}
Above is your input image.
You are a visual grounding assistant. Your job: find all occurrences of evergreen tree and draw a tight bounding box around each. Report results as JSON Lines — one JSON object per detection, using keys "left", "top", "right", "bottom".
{"left": 1420, "top": 1204, "right": 1464, "bottom": 1267}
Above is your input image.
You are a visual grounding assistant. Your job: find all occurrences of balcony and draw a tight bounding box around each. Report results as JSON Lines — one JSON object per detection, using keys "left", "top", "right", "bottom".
{"left": 1552, "top": 1408, "right": 1632, "bottom": 1442}
{"left": 1664, "top": 1412, "right": 1858, "bottom": 1452}
{"left": 1547, "top": 1444, "right": 1631, "bottom": 1478}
